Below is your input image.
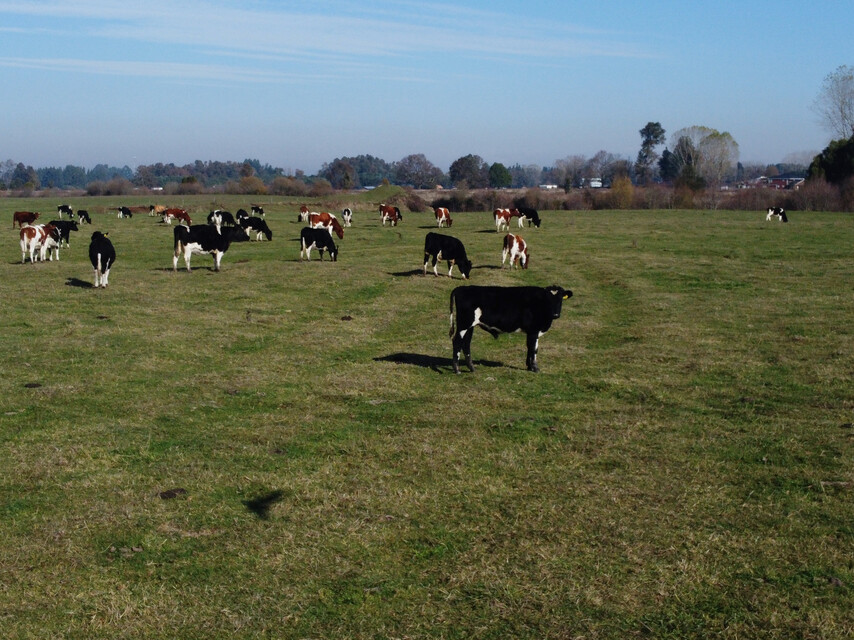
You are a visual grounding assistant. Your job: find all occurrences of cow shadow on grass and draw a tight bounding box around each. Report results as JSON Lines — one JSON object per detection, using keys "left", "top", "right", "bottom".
{"left": 65, "top": 277, "right": 93, "bottom": 288}
{"left": 374, "top": 352, "right": 503, "bottom": 373}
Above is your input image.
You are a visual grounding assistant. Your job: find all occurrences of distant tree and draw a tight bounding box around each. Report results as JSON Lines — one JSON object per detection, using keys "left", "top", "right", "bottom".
{"left": 666, "top": 126, "right": 738, "bottom": 193}
{"left": 320, "top": 158, "right": 357, "bottom": 189}
{"left": 488, "top": 162, "right": 512, "bottom": 188}
{"left": 10, "top": 163, "right": 39, "bottom": 190}
{"left": 394, "top": 154, "right": 443, "bottom": 188}
{"left": 552, "top": 155, "right": 586, "bottom": 190}
{"left": 62, "top": 165, "right": 87, "bottom": 188}
{"left": 269, "top": 176, "right": 309, "bottom": 196}
{"left": 239, "top": 162, "right": 255, "bottom": 178}
{"left": 812, "top": 65, "right": 854, "bottom": 139}
{"left": 509, "top": 163, "right": 543, "bottom": 188}
{"left": 808, "top": 135, "right": 854, "bottom": 184}
{"left": 449, "top": 154, "right": 488, "bottom": 188}
{"left": 634, "top": 122, "right": 666, "bottom": 185}
{"left": 698, "top": 130, "right": 739, "bottom": 191}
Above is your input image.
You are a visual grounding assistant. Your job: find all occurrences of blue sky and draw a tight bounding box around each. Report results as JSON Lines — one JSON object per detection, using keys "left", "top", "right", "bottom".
{"left": 1, "top": 0, "right": 851, "bottom": 174}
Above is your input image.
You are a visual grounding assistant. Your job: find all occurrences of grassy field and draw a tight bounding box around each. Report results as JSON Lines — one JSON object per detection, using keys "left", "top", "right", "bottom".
{"left": 1, "top": 194, "right": 852, "bottom": 638}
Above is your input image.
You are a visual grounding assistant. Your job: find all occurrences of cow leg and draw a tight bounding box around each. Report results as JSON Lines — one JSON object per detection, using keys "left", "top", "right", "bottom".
{"left": 213, "top": 251, "right": 222, "bottom": 272}
{"left": 526, "top": 332, "right": 540, "bottom": 372}
{"left": 452, "top": 326, "right": 475, "bottom": 374}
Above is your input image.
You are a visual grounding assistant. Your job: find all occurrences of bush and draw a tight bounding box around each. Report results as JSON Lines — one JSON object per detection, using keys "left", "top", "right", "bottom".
{"left": 269, "top": 176, "right": 308, "bottom": 197}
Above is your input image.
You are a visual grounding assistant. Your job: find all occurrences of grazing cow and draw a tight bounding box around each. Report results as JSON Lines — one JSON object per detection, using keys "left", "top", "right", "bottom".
{"left": 502, "top": 233, "right": 529, "bottom": 269}
{"left": 342, "top": 208, "right": 353, "bottom": 227}
{"left": 207, "top": 210, "right": 236, "bottom": 227}
{"left": 449, "top": 285, "right": 572, "bottom": 373}
{"left": 423, "top": 232, "right": 472, "bottom": 279}
{"left": 516, "top": 206, "right": 542, "bottom": 228}
{"left": 162, "top": 208, "right": 191, "bottom": 225}
{"left": 380, "top": 204, "right": 402, "bottom": 226}
{"left": 434, "top": 207, "right": 452, "bottom": 228}
{"left": 173, "top": 224, "right": 249, "bottom": 272}
{"left": 77, "top": 210, "right": 92, "bottom": 224}
{"left": 20, "top": 224, "right": 60, "bottom": 263}
{"left": 12, "top": 211, "right": 39, "bottom": 228}
{"left": 308, "top": 211, "right": 344, "bottom": 239}
{"left": 149, "top": 204, "right": 167, "bottom": 217}
{"left": 57, "top": 204, "right": 74, "bottom": 220}
{"left": 299, "top": 226, "right": 338, "bottom": 261}
{"left": 297, "top": 205, "right": 310, "bottom": 222}
{"left": 239, "top": 215, "right": 273, "bottom": 241}
{"left": 493, "top": 208, "right": 519, "bottom": 232}
{"left": 251, "top": 205, "right": 265, "bottom": 218}
{"left": 48, "top": 219, "right": 79, "bottom": 248}
{"left": 766, "top": 206, "right": 788, "bottom": 223}
{"left": 88, "top": 231, "right": 116, "bottom": 288}
{"left": 117, "top": 206, "right": 133, "bottom": 219}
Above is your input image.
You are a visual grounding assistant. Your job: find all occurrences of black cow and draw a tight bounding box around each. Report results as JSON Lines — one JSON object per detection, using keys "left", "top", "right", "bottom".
{"left": 207, "top": 210, "right": 236, "bottom": 227}
{"left": 77, "top": 210, "right": 92, "bottom": 224}
{"left": 236, "top": 208, "right": 250, "bottom": 222}
{"left": 89, "top": 231, "right": 115, "bottom": 288}
{"left": 57, "top": 204, "right": 74, "bottom": 219}
{"left": 423, "top": 232, "right": 472, "bottom": 279}
{"left": 299, "top": 227, "right": 337, "bottom": 261}
{"left": 251, "top": 205, "right": 265, "bottom": 218}
{"left": 516, "top": 206, "right": 542, "bottom": 228}
{"left": 48, "top": 219, "right": 79, "bottom": 247}
{"left": 240, "top": 216, "right": 273, "bottom": 241}
{"left": 173, "top": 224, "right": 249, "bottom": 272}
{"left": 117, "top": 206, "right": 132, "bottom": 219}
{"left": 449, "top": 285, "right": 572, "bottom": 373}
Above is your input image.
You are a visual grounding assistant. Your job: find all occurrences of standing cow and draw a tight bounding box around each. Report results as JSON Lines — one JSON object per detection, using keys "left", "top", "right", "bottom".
{"left": 502, "top": 233, "right": 529, "bottom": 269}
{"left": 766, "top": 207, "right": 788, "bottom": 222}
{"left": 89, "top": 231, "right": 116, "bottom": 287}
{"left": 423, "top": 232, "right": 472, "bottom": 279}
{"left": 434, "top": 207, "right": 453, "bottom": 227}
{"left": 449, "top": 285, "right": 572, "bottom": 373}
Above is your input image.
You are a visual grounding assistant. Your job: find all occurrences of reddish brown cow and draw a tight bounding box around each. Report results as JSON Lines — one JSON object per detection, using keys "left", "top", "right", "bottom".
{"left": 12, "top": 211, "right": 39, "bottom": 229}
{"left": 434, "top": 207, "right": 452, "bottom": 228}
{"left": 20, "top": 223, "right": 60, "bottom": 263}
{"left": 380, "top": 204, "right": 402, "bottom": 226}
{"left": 493, "top": 208, "right": 520, "bottom": 232}
{"left": 308, "top": 211, "right": 344, "bottom": 239}
{"left": 162, "top": 208, "right": 192, "bottom": 225}
{"left": 501, "top": 233, "right": 529, "bottom": 269}
{"left": 298, "top": 205, "right": 310, "bottom": 222}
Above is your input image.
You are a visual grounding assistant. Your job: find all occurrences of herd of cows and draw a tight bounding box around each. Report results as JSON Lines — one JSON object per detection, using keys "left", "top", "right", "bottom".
{"left": 10, "top": 201, "right": 792, "bottom": 372}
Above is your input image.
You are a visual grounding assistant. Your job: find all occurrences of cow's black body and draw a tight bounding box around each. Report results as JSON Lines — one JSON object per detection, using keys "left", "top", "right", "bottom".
{"left": 449, "top": 285, "right": 572, "bottom": 373}
{"left": 423, "top": 232, "right": 472, "bottom": 279}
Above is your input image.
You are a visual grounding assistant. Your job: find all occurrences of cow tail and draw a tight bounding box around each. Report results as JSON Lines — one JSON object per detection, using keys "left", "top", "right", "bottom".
{"left": 448, "top": 289, "right": 456, "bottom": 338}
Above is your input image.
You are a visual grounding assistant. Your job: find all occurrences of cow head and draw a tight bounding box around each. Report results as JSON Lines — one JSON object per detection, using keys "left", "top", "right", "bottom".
{"left": 459, "top": 259, "right": 473, "bottom": 279}
{"left": 546, "top": 286, "right": 572, "bottom": 317}
{"left": 228, "top": 226, "right": 251, "bottom": 242}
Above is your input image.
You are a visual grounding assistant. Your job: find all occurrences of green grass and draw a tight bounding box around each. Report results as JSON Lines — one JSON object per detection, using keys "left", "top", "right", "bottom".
{"left": 1, "top": 196, "right": 853, "bottom": 638}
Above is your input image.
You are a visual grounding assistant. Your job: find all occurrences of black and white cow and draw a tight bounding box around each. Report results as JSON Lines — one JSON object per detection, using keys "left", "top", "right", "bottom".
{"left": 251, "top": 205, "right": 265, "bottom": 218}
{"left": 236, "top": 208, "right": 250, "bottom": 223}
{"left": 423, "top": 232, "right": 472, "bottom": 279}
{"left": 77, "top": 210, "right": 92, "bottom": 224}
{"left": 448, "top": 285, "right": 572, "bottom": 373}
{"left": 516, "top": 206, "right": 542, "bottom": 228}
{"left": 117, "top": 206, "right": 133, "bottom": 219}
{"left": 48, "top": 219, "right": 79, "bottom": 248}
{"left": 766, "top": 206, "right": 788, "bottom": 223}
{"left": 342, "top": 208, "right": 353, "bottom": 227}
{"left": 239, "top": 216, "right": 273, "bottom": 241}
{"left": 88, "top": 231, "right": 115, "bottom": 288}
{"left": 57, "top": 204, "right": 74, "bottom": 220}
{"left": 173, "top": 224, "right": 249, "bottom": 272}
{"left": 207, "top": 210, "right": 236, "bottom": 227}
{"left": 299, "top": 226, "right": 338, "bottom": 261}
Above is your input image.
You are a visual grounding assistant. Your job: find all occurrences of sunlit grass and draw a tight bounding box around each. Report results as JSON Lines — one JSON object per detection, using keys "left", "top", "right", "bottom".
{"left": 1, "top": 196, "right": 852, "bottom": 638}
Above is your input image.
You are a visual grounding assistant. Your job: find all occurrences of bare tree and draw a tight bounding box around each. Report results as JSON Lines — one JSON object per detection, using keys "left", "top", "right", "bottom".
{"left": 812, "top": 65, "right": 854, "bottom": 140}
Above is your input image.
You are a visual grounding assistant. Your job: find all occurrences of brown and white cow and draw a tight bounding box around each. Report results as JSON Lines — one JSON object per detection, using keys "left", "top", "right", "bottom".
{"left": 308, "top": 211, "right": 344, "bottom": 239}
{"left": 434, "top": 207, "right": 452, "bottom": 228}
{"left": 297, "top": 205, "right": 311, "bottom": 222}
{"left": 149, "top": 204, "right": 168, "bottom": 217}
{"left": 493, "top": 208, "right": 519, "bottom": 232}
{"left": 13, "top": 211, "right": 39, "bottom": 228}
{"left": 162, "top": 208, "right": 191, "bottom": 225}
{"left": 502, "top": 233, "right": 529, "bottom": 269}
{"left": 380, "top": 204, "right": 402, "bottom": 226}
{"left": 20, "top": 224, "right": 60, "bottom": 263}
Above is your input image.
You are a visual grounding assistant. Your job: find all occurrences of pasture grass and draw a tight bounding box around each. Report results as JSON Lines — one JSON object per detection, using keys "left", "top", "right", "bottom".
{"left": 1, "top": 196, "right": 852, "bottom": 638}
